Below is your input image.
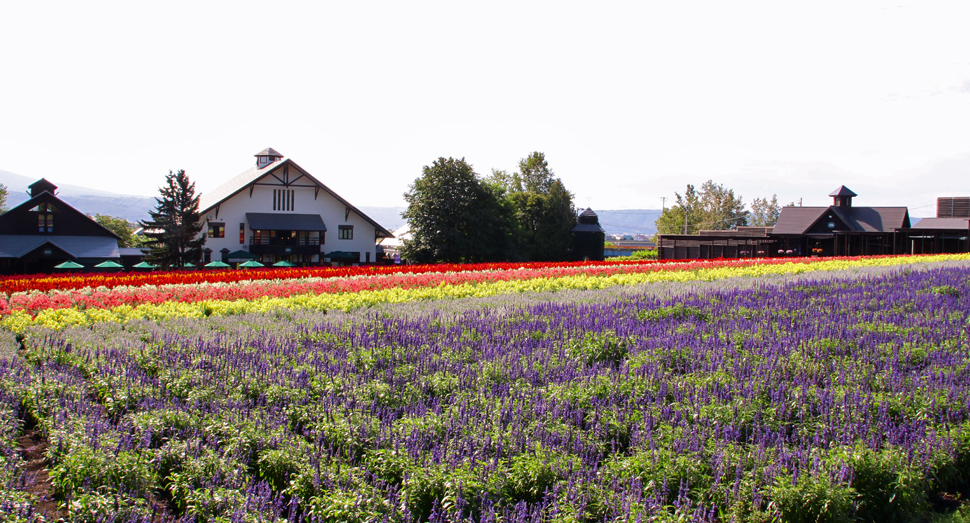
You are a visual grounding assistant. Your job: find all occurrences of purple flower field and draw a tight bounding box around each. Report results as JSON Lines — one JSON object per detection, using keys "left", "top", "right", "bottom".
{"left": 3, "top": 264, "right": 970, "bottom": 522}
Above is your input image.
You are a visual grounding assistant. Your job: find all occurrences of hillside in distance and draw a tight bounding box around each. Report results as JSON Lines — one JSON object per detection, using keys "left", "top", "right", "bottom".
{"left": 0, "top": 169, "right": 156, "bottom": 223}
{"left": 595, "top": 209, "right": 662, "bottom": 236}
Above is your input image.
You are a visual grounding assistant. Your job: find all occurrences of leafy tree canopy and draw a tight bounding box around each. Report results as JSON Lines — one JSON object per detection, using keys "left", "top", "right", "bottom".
{"left": 89, "top": 214, "right": 137, "bottom": 248}
{"left": 486, "top": 152, "right": 576, "bottom": 261}
{"left": 655, "top": 181, "right": 748, "bottom": 235}
{"left": 749, "top": 194, "right": 782, "bottom": 227}
{"left": 138, "top": 170, "right": 205, "bottom": 268}
{"left": 402, "top": 157, "right": 514, "bottom": 264}
{"left": 0, "top": 183, "right": 7, "bottom": 213}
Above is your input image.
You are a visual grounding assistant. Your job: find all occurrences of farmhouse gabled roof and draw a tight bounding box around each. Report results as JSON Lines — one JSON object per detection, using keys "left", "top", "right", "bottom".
{"left": 830, "top": 206, "right": 910, "bottom": 232}
{"left": 771, "top": 207, "right": 828, "bottom": 235}
{"left": 772, "top": 205, "right": 909, "bottom": 235}
{"left": 0, "top": 190, "right": 123, "bottom": 241}
{"left": 199, "top": 158, "right": 393, "bottom": 239}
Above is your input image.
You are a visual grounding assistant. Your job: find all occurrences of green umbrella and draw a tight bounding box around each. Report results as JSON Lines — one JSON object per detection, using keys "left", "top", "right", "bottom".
{"left": 238, "top": 260, "right": 265, "bottom": 268}
{"left": 226, "top": 249, "right": 257, "bottom": 261}
{"left": 55, "top": 260, "right": 84, "bottom": 269}
{"left": 272, "top": 260, "right": 296, "bottom": 267}
{"left": 132, "top": 261, "right": 156, "bottom": 269}
{"left": 94, "top": 260, "right": 124, "bottom": 268}
{"left": 205, "top": 260, "right": 231, "bottom": 269}
{"left": 182, "top": 262, "right": 196, "bottom": 269}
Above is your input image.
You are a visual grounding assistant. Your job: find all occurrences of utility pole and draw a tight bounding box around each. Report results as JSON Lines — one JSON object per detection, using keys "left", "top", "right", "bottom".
{"left": 661, "top": 196, "right": 667, "bottom": 211}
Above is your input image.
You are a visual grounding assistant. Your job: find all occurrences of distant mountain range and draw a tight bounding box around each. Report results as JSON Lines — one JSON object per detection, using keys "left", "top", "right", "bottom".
{"left": 0, "top": 169, "right": 158, "bottom": 223}
{"left": 594, "top": 209, "right": 662, "bottom": 236}
{"left": 0, "top": 169, "right": 659, "bottom": 234}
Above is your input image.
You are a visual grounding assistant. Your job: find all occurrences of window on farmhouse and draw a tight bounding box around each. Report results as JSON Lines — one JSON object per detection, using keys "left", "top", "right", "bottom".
{"left": 339, "top": 225, "right": 353, "bottom": 240}
{"left": 208, "top": 223, "right": 225, "bottom": 238}
{"left": 273, "top": 189, "right": 295, "bottom": 211}
{"left": 33, "top": 203, "right": 55, "bottom": 232}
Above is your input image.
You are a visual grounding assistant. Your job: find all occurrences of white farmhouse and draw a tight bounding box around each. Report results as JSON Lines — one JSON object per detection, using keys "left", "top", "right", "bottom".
{"left": 198, "top": 148, "right": 393, "bottom": 266}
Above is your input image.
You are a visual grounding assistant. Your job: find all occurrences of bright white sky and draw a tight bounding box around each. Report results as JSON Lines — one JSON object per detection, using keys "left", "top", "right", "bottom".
{"left": 2, "top": 1, "right": 968, "bottom": 215}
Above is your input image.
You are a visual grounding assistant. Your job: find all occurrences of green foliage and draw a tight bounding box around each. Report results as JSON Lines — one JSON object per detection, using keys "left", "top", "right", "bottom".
{"left": 138, "top": 169, "right": 205, "bottom": 269}
{"left": 655, "top": 180, "right": 748, "bottom": 234}
{"left": 933, "top": 285, "right": 960, "bottom": 297}
{"left": 49, "top": 447, "right": 156, "bottom": 500}
{"left": 89, "top": 214, "right": 137, "bottom": 248}
{"left": 402, "top": 157, "right": 515, "bottom": 263}
{"left": 845, "top": 447, "right": 929, "bottom": 522}
{"left": 64, "top": 488, "right": 154, "bottom": 523}
{"left": 637, "top": 304, "right": 710, "bottom": 322}
{"left": 750, "top": 194, "right": 781, "bottom": 227}
{"left": 0, "top": 182, "right": 7, "bottom": 213}
{"left": 404, "top": 153, "right": 576, "bottom": 263}
{"left": 769, "top": 473, "right": 855, "bottom": 523}
{"left": 567, "top": 332, "right": 630, "bottom": 367}
{"left": 496, "top": 152, "right": 577, "bottom": 262}
{"left": 503, "top": 445, "right": 577, "bottom": 504}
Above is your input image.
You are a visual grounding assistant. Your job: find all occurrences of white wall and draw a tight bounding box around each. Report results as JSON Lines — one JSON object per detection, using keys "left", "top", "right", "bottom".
{"left": 198, "top": 169, "right": 381, "bottom": 264}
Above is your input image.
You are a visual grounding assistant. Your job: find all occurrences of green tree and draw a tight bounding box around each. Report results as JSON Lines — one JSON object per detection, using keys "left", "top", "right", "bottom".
{"left": 487, "top": 152, "right": 576, "bottom": 261}
{"left": 0, "top": 183, "right": 7, "bottom": 213}
{"left": 518, "top": 151, "right": 555, "bottom": 193}
{"left": 749, "top": 194, "right": 781, "bottom": 227}
{"left": 138, "top": 170, "right": 205, "bottom": 268}
{"left": 89, "top": 214, "right": 136, "bottom": 247}
{"left": 698, "top": 180, "right": 748, "bottom": 230}
{"left": 402, "top": 157, "right": 513, "bottom": 264}
{"left": 655, "top": 184, "right": 703, "bottom": 234}
{"left": 655, "top": 181, "right": 748, "bottom": 234}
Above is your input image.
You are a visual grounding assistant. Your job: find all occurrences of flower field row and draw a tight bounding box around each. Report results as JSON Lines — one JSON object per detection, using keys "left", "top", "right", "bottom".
{"left": 2, "top": 254, "right": 968, "bottom": 334}
{"left": 0, "top": 260, "right": 656, "bottom": 295}
{"left": 4, "top": 262, "right": 970, "bottom": 521}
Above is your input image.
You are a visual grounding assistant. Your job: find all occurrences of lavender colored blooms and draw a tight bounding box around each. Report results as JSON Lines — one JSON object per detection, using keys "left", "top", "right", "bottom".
{"left": 2, "top": 263, "right": 970, "bottom": 521}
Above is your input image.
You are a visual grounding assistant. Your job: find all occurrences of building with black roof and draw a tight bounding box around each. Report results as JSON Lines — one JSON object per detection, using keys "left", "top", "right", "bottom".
{"left": 571, "top": 208, "right": 606, "bottom": 261}
{"left": 901, "top": 197, "right": 970, "bottom": 254}
{"left": 0, "top": 179, "right": 124, "bottom": 274}
{"left": 658, "top": 186, "right": 911, "bottom": 260}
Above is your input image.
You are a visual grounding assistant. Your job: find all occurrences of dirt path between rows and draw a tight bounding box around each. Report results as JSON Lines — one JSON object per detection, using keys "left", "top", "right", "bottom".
{"left": 17, "top": 427, "right": 66, "bottom": 520}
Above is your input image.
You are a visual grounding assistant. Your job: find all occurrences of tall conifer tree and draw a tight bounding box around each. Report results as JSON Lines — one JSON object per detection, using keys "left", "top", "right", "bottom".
{"left": 139, "top": 170, "right": 204, "bottom": 268}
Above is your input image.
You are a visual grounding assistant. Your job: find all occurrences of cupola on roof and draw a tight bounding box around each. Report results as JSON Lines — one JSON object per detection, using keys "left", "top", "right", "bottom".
{"left": 829, "top": 186, "right": 857, "bottom": 197}
{"left": 255, "top": 148, "right": 284, "bottom": 168}
{"left": 28, "top": 178, "right": 58, "bottom": 197}
{"left": 829, "top": 185, "right": 857, "bottom": 208}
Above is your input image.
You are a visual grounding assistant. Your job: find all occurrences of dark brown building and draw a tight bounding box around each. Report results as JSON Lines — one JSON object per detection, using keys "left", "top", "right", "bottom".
{"left": 902, "top": 197, "right": 970, "bottom": 254}
{"left": 572, "top": 208, "right": 606, "bottom": 261}
{"left": 770, "top": 186, "right": 909, "bottom": 257}
{"left": 0, "top": 179, "right": 123, "bottom": 274}
{"left": 658, "top": 186, "right": 911, "bottom": 260}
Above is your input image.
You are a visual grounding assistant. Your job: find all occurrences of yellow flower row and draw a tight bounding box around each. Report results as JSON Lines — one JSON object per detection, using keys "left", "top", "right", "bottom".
{"left": 3, "top": 254, "right": 966, "bottom": 334}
